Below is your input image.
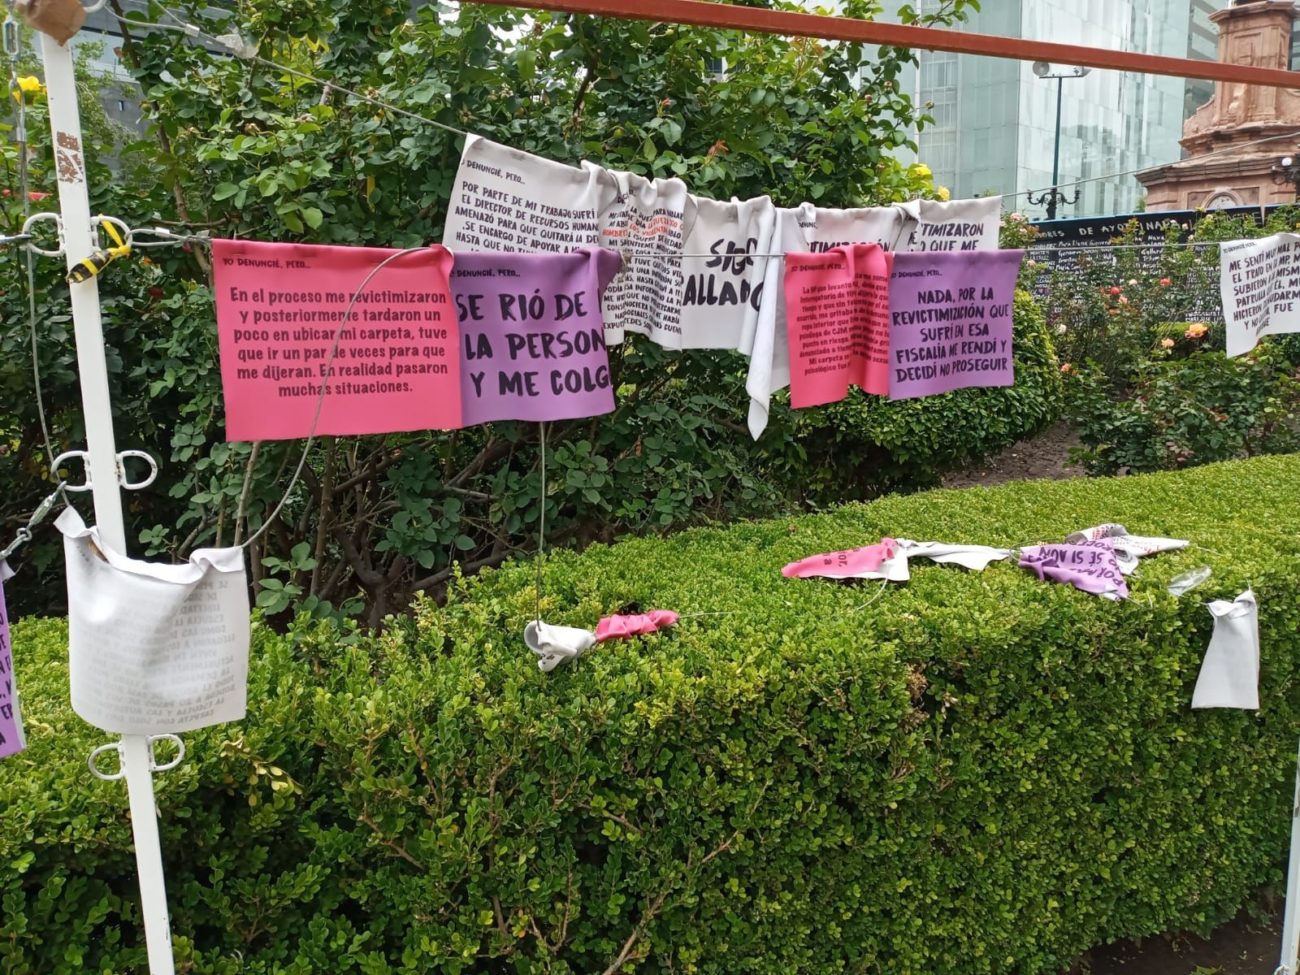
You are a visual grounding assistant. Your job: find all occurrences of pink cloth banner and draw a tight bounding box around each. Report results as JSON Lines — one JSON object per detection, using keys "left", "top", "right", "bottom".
{"left": 454, "top": 249, "right": 622, "bottom": 424}
{"left": 595, "top": 610, "right": 680, "bottom": 642}
{"left": 784, "top": 244, "right": 893, "bottom": 408}
{"left": 783, "top": 539, "right": 899, "bottom": 580}
{"left": 887, "top": 250, "right": 1022, "bottom": 401}
{"left": 213, "top": 240, "right": 461, "bottom": 440}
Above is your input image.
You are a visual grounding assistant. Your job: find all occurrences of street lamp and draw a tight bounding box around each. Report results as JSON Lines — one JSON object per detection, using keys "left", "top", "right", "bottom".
{"left": 1271, "top": 154, "right": 1300, "bottom": 200}
{"left": 1026, "top": 62, "right": 1091, "bottom": 220}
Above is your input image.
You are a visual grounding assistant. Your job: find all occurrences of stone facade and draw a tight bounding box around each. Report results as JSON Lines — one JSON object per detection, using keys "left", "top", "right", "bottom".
{"left": 1137, "top": 0, "right": 1300, "bottom": 211}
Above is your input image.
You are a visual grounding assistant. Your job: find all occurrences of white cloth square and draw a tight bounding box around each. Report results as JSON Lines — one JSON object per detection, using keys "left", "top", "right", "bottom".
{"left": 1191, "top": 590, "right": 1260, "bottom": 710}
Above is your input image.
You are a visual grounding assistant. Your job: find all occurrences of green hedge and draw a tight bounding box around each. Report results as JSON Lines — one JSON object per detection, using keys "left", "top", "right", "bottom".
{"left": 4, "top": 456, "right": 1300, "bottom": 974}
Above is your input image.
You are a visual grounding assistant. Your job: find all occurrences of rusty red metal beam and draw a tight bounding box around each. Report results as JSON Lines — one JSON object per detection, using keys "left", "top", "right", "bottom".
{"left": 461, "top": 0, "right": 1300, "bottom": 89}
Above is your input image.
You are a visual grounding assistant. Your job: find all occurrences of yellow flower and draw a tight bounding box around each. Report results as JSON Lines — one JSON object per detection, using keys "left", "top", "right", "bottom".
{"left": 910, "top": 162, "right": 932, "bottom": 179}
{"left": 1160, "top": 338, "right": 1175, "bottom": 349}
{"left": 11, "top": 76, "right": 44, "bottom": 103}
{"left": 936, "top": 185, "right": 951, "bottom": 202}
{"left": 1185, "top": 323, "right": 1209, "bottom": 340}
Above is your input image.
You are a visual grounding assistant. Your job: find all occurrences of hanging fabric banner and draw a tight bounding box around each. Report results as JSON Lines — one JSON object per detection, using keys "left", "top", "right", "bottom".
{"left": 1191, "top": 590, "right": 1260, "bottom": 710}
{"left": 1219, "top": 233, "right": 1300, "bottom": 357}
{"left": 589, "top": 166, "right": 691, "bottom": 346}
{"left": 454, "top": 248, "right": 622, "bottom": 423}
{"left": 441, "top": 134, "right": 604, "bottom": 254}
{"left": 676, "top": 194, "right": 776, "bottom": 351}
{"left": 57, "top": 508, "right": 250, "bottom": 736}
{"left": 784, "top": 244, "right": 893, "bottom": 408}
{"left": 212, "top": 240, "right": 461, "bottom": 440}
{"left": 745, "top": 204, "right": 907, "bottom": 438}
{"left": 887, "top": 250, "right": 1022, "bottom": 401}
{"left": 1018, "top": 539, "right": 1129, "bottom": 600}
{"left": 896, "top": 196, "right": 1003, "bottom": 252}
{"left": 0, "top": 561, "right": 26, "bottom": 760}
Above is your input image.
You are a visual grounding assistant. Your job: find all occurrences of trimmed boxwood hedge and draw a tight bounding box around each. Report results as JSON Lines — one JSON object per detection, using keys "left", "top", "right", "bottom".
{"left": 4, "top": 455, "right": 1300, "bottom": 974}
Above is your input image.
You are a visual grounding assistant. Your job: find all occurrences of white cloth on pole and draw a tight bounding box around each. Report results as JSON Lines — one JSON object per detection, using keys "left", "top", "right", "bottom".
{"left": 525, "top": 619, "right": 598, "bottom": 673}
{"left": 57, "top": 507, "right": 250, "bottom": 734}
{"left": 1191, "top": 589, "right": 1260, "bottom": 710}
{"left": 895, "top": 196, "right": 1002, "bottom": 252}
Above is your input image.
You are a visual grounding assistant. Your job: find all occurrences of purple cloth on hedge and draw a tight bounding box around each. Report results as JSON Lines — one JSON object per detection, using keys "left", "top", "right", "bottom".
{"left": 1018, "top": 539, "right": 1129, "bottom": 600}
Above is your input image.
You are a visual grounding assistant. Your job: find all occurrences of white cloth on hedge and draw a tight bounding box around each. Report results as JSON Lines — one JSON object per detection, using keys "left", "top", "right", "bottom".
{"left": 1191, "top": 590, "right": 1260, "bottom": 710}
{"left": 897, "top": 540, "right": 1014, "bottom": 571}
{"left": 1065, "top": 524, "right": 1190, "bottom": 576}
{"left": 677, "top": 194, "right": 776, "bottom": 351}
{"left": 525, "top": 619, "right": 598, "bottom": 673}
{"left": 744, "top": 203, "right": 906, "bottom": 439}
{"left": 895, "top": 196, "right": 1002, "bottom": 252}
{"left": 56, "top": 507, "right": 250, "bottom": 735}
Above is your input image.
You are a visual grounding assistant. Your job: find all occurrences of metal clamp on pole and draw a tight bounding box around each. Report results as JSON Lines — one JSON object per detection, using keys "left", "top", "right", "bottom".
{"left": 87, "top": 741, "right": 125, "bottom": 781}
{"left": 67, "top": 216, "right": 132, "bottom": 284}
{"left": 147, "top": 735, "right": 185, "bottom": 772}
{"left": 21, "top": 212, "right": 65, "bottom": 258}
{"left": 117, "top": 450, "right": 159, "bottom": 491}
{"left": 51, "top": 450, "right": 93, "bottom": 492}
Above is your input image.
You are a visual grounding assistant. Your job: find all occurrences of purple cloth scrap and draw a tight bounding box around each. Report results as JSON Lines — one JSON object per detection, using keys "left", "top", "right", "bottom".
{"left": 0, "top": 570, "right": 26, "bottom": 759}
{"left": 1019, "top": 539, "right": 1129, "bottom": 599}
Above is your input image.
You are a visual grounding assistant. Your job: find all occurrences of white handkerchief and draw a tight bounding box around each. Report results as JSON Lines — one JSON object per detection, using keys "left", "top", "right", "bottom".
{"left": 897, "top": 540, "right": 1013, "bottom": 571}
{"left": 57, "top": 507, "right": 250, "bottom": 735}
{"left": 525, "top": 619, "right": 598, "bottom": 673}
{"left": 1191, "top": 590, "right": 1260, "bottom": 710}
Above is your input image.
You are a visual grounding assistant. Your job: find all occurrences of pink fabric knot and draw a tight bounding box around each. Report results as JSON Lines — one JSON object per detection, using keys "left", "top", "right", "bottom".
{"left": 595, "top": 610, "right": 680, "bottom": 642}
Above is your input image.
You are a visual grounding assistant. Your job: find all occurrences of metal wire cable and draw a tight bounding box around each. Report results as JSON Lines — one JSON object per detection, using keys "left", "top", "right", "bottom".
{"left": 239, "top": 246, "right": 435, "bottom": 551}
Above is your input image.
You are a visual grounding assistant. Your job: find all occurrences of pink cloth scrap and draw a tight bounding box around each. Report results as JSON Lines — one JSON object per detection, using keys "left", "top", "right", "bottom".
{"left": 782, "top": 539, "right": 899, "bottom": 580}
{"left": 1018, "top": 539, "right": 1129, "bottom": 600}
{"left": 595, "top": 610, "right": 680, "bottom": 642}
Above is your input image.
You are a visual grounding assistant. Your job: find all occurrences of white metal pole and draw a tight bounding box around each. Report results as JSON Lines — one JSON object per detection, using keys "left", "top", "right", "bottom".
{"left": 38, "top": 30, "right": 176, "bottom": 975}
{"left": 1279, "top": 738, "right": 1300, "bottom": 975}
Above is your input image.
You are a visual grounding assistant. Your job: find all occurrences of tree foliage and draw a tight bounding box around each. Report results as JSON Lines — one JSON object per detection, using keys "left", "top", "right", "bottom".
{"left": 1, "top": 0, "right": 1051, "bottom": 626}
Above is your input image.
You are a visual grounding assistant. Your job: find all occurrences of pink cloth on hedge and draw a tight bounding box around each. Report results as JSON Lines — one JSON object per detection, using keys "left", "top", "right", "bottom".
{"left": 1018, "top": 539, "right": 1129, "bottom": 600}
{"left": 782, "top": 539, "right": 899, "bottom": 580}
{"left": 595, "top": 610, "right": 680, "bottom": 642}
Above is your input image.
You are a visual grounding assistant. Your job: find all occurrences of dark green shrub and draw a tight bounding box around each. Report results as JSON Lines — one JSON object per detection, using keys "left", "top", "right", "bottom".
{"left": 791, "top": 289, "right": 1063, "bottom": 501}
{"left": 5, "top": 456, "right": 1300, "bottom": 973}
{"left": 1067, "top": 347, "right": 1300, "bottom": 476}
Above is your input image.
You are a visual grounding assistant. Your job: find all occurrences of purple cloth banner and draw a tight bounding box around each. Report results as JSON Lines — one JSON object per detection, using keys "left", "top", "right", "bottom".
{"left": 1019, "top": 539, "right": 1129, "bottom": 600}
{"left": 453, "top": 248, "right": 622, "bottom": 424}
{"left": 887, "top": 249, "right": 1023, "bottom": 401}
{"left": 0, "top": 567, "right": 26, "bottom": 759}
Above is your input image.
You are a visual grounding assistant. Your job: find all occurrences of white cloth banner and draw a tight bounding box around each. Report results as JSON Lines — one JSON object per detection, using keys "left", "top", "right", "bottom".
{"left": 1191, "top": 589, "right": 1260, "bottom": 710}
{"left": 57, "top": 508, "right": 250, "bottom": 735}
{"left": 1219, "top": 233, "right": 1300, "bottom": 357}
{"left": 1064, "top": 524, "right": 1189, "bottom": 575}
{"left": 677, "top": 194, "right": 776, "bottom": 351}
{"left": 744, "top": 203, "right": 907, "bottom": 438}
{"left": 525, "top": 619, "right": 597, "bottom": 673}
{"left": 897, "top": 539, "right": 1014, "bottom": 571}
{"left": 896, "top": 196, "right": 1002, "bottom": 253}
{"left": 442, "top": 134, "right": 604, "bottom": 254}
{"left": 589, "top": 165, "right": 691, "bottom": 346}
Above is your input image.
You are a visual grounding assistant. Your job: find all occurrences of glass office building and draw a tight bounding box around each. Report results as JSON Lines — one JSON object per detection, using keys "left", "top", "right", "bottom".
{"left": 906, "top": 0, "right": 1223, "bottom": 216}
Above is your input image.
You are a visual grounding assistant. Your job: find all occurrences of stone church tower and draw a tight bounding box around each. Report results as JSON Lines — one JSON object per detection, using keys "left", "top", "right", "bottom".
{"left": 1138, "top": 0, "right": 1300, "bottom": 210}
